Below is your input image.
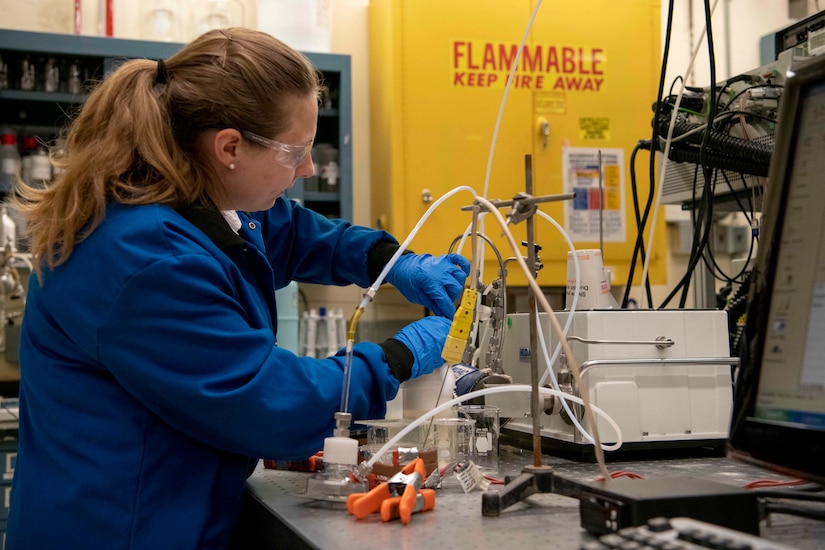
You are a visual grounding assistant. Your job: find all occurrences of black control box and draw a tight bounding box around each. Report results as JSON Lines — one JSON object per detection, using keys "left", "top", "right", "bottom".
{"left": 568, "top": 476, "right": 759, "bottom": 536}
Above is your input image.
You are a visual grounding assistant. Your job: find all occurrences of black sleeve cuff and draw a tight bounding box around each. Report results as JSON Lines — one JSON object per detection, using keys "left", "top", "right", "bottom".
{"left": 379, "top": 338, "right": 414, "bottom": 382}
{"left": 366, "top": 241, "right": 414, "bottom": 283}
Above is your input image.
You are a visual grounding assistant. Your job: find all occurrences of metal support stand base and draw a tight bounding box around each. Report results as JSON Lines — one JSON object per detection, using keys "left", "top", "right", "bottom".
{"left": 481, "top": 464, "right": 555, "bottom": 516}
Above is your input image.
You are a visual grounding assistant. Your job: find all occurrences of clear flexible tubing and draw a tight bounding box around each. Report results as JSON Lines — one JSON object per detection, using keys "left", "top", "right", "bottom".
{"left": 455, "top": 209, "right": 583, "bottom": 391}
{"left": 482, "top": 0, "right": 542, "bottom": 199}
{"left": 532, "top": 210, "right": 621, "bottom": 449}
{"left": 358, "top": 184, "right": 479, "bottom": 310}
{"left": 364, "top": 384, "right": 622, "bottom": 470}
{"left": 450, "top": 206, "right": 583, "bottom": 378}
{"left": 475, "top": 0, "right": 542, "bottom": 280}
{"left": 639, "top": 0, "right": 719, "bottom": 308}
{"left": 535, "top": 210, "right": 579, "bottom": 387}
{"left": 339, "top": 185, "right": 479, "bottom": 413}
{"left": 534, "top": 310, "right": 619, "bottom": 451}
{"left": 344, "top": 0, "right": 544, "bottom": 413}
{"left": 460, "top": 197, "right": 611, "bottom": 475}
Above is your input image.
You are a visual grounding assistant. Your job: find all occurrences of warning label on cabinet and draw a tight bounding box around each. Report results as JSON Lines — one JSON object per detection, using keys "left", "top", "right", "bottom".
{"left": 562, "top": 147, "right": 626, "bottom": 242}
{"left": 451, "top": 40, "right": 606, "bottom": 92}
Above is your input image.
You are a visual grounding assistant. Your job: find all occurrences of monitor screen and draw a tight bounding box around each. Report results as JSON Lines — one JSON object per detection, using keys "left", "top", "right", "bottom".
{"left": 728, "top": 55, "right": 825, "bottom": 483}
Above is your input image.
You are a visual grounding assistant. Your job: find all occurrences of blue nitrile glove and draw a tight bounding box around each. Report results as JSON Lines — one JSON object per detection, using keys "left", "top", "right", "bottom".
{"left": 380, "top": 316, "right": 452, "bottom": 382}
{"left": 386, "top": 253, "right": 471, "bottom": 317}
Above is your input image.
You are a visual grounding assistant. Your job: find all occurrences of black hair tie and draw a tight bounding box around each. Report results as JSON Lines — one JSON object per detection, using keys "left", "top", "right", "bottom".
{"left": 156, "top": 59, "right": 168, "bottom": 85}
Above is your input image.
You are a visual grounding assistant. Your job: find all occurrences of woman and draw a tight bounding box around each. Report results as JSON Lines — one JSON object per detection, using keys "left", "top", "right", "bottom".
{"left": 6, "top": 28, "right": 469, "bottom": 549}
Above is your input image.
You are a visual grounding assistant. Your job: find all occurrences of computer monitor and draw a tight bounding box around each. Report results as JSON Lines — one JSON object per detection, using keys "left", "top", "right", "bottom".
{"left": 728, "top": 54, "right": 825, "bottom": 484}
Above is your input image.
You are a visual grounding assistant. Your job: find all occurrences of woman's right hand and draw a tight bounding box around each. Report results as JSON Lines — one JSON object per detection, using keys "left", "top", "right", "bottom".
{"left": 391, "top": 316, "right": 451, "bottom": 378}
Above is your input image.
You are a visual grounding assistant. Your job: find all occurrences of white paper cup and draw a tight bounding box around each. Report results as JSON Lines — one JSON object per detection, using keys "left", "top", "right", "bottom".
{"left": 566, "top": 249, "right": 610, "bottom": 310}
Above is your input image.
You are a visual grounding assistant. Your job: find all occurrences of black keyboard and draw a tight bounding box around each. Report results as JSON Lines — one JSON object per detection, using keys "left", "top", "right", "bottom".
{"left": 581, "top": 517, "right": 800, "bottom": 550}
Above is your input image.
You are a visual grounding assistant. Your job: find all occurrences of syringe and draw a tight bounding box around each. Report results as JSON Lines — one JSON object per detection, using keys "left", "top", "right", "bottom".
{"left": 336, "top": 305, "right": 365, "bottom": 436}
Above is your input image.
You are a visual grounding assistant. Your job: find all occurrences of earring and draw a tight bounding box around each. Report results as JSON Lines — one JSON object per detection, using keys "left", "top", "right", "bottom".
{"left": 228, "top": 163, "right": 236, "bottom": 170}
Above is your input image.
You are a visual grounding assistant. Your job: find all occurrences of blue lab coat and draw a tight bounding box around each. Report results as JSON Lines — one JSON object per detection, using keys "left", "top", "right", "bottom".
{"left": 7, "top": 198, "right": 401, "bottom": 549}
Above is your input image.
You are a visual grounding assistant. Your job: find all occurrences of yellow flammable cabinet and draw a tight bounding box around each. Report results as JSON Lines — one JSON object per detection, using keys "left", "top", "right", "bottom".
{"left": 369, "top": 0, "right": 667, "bottom": 288}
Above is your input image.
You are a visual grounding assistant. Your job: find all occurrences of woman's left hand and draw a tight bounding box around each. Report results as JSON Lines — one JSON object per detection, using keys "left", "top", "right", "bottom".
{"left": 386, "top": 253, "right": 471, "bottom": 317}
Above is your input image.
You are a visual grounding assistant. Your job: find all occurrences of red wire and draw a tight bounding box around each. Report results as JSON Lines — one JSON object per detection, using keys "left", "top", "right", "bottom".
{"left": 594, "top": 471, "right": 644, "bottom": 482}
{"left": 742, "top": 478, "right": 808, "bottom": 489}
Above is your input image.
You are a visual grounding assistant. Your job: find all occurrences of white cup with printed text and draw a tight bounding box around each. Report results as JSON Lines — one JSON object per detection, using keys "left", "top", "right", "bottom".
{"left": 566, "top": 249, "right": 610, "bottom": 310}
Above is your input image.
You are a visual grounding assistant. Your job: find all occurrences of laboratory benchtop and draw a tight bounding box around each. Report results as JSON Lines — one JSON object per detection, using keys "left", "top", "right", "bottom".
{"left": 234, "top": 447, "right": 825, "bottom": 550}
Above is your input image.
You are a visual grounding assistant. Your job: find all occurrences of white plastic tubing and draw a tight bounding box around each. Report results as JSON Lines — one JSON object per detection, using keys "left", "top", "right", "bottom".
{"left": 639, "top": 0, "right": 720, "bottom": 307}
{"left": 365, "top": 384, "right": 622, "bottom": 469}
{"left": 359, "top": 194, "right": 614, "bottom": 476}
{"left": 451, "top": 209, "right": 610, "bottom": 449}
{"left": 358, "top": 185, "right": 480, "bottom": 310}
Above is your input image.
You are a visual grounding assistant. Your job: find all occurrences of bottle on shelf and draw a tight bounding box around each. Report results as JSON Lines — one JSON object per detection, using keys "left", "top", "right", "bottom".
{"left": 67, "top": 60, "right": 83, "bottom": 95}
{"left": 0, "top": 54, "right": 9, "bottom": 90}
{"left": 44, "top": 57, "right": 60, "bottom": 93}
{"left": 18, "top": 55, "right": 36, "bottom": 91}
{"left": 28, "top": 143, "right": 52, "bottom": 188}
{"left": 0, "top": 206, "right": 16, "bottom": 252}
{"left": 0, "top": 128, "right": 20, "bottom": 197}
{"left": 20, "top": 136, "right": 38, "bottom": 186}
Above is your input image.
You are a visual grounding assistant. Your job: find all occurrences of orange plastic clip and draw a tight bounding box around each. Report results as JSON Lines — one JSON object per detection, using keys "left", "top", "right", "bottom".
{"left": 346, "top": 458, "right": 430, "bottom": 523}
{"left": 380, "top": 488, "right": 436, "bottom": 524}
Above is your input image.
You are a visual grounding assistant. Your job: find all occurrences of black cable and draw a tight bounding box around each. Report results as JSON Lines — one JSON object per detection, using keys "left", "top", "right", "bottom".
{"left": 696, "top": 171, "right": 753, "bottom": 286}
{"left": 659, "top": 155, "right": 715, "bottom": 309}
{"left": 623, "top": 141, "right": 654, "bottom": 308}
{"left": 738, "top": 172, "right": 759, "bottom": 220}
{"left": 628, "top": 0, "right": 675, "bottom": 309}
{"left": 680, "top": 168, "right": 714, "bottom": 308}
{"left": 724, "top": 83, "right": 784, "bottom": 111}
{"left": 720, "top": 170, "right": 753, "bottom": 226}
{"left": 667, "top": 75, "right": 683, "bottom": 97}
{"left": 663, "top": 121, "right": 772, "bottom": 165}
{"left": 664, "top": 144, "right": 770, "bottom": 177}
{"left": 676, "top": 0, "right": 717, "bottom": 309}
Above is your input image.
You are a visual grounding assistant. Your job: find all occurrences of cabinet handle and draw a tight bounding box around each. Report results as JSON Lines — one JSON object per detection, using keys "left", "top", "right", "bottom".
{"left": 537, "top": 117, "right": 549, "bottom": 150}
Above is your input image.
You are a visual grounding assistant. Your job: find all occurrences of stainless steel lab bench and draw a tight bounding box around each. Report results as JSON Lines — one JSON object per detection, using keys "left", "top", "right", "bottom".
{"left": 233, "top": 448, "right": 825, "bottom": 549}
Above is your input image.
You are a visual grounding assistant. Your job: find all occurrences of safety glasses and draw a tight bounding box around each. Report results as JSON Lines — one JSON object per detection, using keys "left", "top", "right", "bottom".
{"left": 242, "top": 130, "right": 313, "bottom": 169}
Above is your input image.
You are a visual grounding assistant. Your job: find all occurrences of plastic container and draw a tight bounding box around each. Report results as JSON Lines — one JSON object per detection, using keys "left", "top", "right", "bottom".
{"left": 190, "top": 0, "right": 245, "bottom": 37}
{"left": 256, "top": 0, "right": 333, "bottom": 53}
{"left": 29, "top": 144, "right": 52, "bottom": 188}
{"left": 1, "top": 206, "right": 16, "bottom": 252}
{"left": 0, "top": 130, "right": 20, "bottom": 197}
{"left": 141, "top": 0, "right": 185, "bottom": 42}
{"left": 401, "top": 365, "right": 455, "bottom": 422}
{"left": 274, "top": 281, "right": 299, "bottom": 354}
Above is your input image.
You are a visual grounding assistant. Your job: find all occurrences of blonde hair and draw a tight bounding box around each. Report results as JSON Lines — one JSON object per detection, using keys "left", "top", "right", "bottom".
{"left": 16, "top": 27, "right": 322, "bottom": 277}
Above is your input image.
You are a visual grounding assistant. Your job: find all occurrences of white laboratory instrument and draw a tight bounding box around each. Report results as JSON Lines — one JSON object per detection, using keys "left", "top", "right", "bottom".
{"left": 489, "top": 309, "right": 734, "bottom": 457}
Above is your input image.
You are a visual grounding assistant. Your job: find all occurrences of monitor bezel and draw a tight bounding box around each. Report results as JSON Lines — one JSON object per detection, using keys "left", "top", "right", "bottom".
{"left": 727, "top": 54, "right": 825, "bottom": 484}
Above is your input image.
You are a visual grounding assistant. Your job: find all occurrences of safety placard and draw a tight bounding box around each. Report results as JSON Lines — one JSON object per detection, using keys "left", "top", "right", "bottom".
{"left": 562, "top": 147, "right": 626, "bottom": 242}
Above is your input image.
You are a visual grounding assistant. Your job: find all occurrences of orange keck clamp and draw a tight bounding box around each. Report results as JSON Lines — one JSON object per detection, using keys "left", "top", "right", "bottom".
{"left": 346, "top": 457, "right": 435, "bottom": 525}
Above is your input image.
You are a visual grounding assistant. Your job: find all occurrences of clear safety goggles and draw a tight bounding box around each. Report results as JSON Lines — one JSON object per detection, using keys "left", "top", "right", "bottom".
{"left": 242, "top": 130, "right": 313, "bottom": 169}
